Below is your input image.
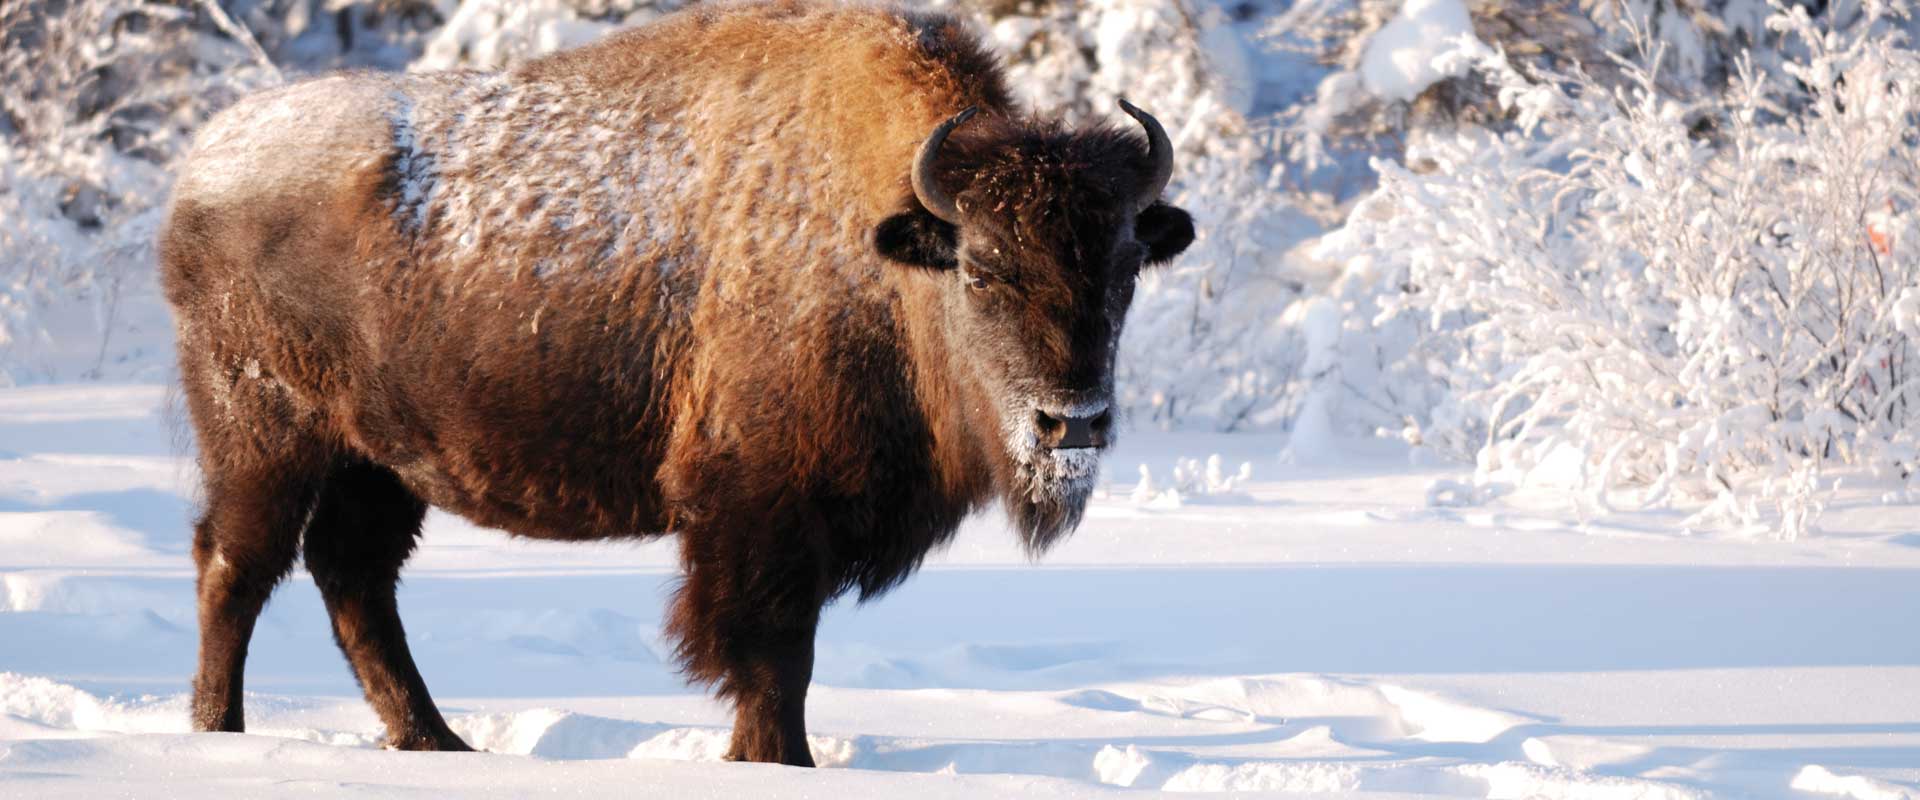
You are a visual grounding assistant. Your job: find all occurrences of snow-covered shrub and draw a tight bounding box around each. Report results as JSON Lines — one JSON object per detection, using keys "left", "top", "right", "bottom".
{"left": 0, "top": 0, "right": 277, "bottom": 382}
{"left": 415, "top": 0, "right": 678, "bottom": 71}
{"left": 1271, "top": 0, "right": 1833, "bottom": 217}
{"left": 1323, "top": 2, "right": 1920, "bottom": 536}
{"left": 228, "top": 0, "right": 445, "bottom": 71}
{"left": 0, "top": 0, "right": 461, "bottom": 383}
{"left": 1128, "top": 454, "right": 1253, "bottom": 507}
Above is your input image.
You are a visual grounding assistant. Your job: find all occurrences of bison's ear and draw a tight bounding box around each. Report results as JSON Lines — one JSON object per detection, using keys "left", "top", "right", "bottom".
{"left": 1136, "top": 203, "right": 1195, "bottom": 267}
{"left": 874, "top": 209, "right": 958, "bottom": 269}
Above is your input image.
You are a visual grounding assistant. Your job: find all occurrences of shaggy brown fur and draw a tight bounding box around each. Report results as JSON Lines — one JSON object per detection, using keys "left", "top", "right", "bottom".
{"left": 160, "top": 0, "right": 1193, "bottom": 765}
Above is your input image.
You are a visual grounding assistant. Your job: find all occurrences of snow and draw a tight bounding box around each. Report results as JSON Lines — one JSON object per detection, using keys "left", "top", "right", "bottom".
{"left": 385, "top": 90, "right": 437, "bottom": 234}
{"left": 1359, "top": 0, "right": 1483, "bottom": 103}
{"left": 416, "top": 0, "right": 656, "bottom": 72}
{"left": 1794, "top": 766, "right": 1918, "bottom": 800}
{"left": 4, "top": 384, "right": 1920, "bottom": 797}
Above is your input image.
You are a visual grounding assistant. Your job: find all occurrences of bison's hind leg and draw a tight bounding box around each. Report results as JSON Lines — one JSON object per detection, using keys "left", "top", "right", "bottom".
{"left": 186, "top": 393, "right": 332, "bottom": 733}
{"left": 182, "top": 366, "right": 463, "bottom": 750}
{"left": 303, "top": 459, "right": 471, "bottom": 751}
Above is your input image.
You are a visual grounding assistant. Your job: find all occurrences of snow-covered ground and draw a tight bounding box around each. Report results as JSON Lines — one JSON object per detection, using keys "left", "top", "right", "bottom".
{"left": 2, "top": 382, "right": 1919, "bottom": 798}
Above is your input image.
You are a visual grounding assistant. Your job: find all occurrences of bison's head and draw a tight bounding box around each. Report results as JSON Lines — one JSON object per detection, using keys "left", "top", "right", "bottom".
{"left": 873, "top": 101, "right": 1195, "bottom": 550}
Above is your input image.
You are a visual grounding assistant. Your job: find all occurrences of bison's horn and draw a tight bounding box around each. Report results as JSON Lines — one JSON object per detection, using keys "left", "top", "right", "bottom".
{"left": 1118, "top": 98, "right": 1173, "bottom": 213}
{"left": 912, "top": 106, "right": 977, "bottom": 225}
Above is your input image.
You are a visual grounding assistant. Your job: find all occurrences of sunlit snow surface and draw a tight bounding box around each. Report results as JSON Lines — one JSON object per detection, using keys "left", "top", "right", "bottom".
{"left": 2, "top": 384, "right": 1919, "bottom": 798}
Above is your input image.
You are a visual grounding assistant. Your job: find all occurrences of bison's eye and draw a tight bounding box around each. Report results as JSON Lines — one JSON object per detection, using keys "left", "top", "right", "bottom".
{"left": 965, "top": 272, "right": 990, "bottom": 291}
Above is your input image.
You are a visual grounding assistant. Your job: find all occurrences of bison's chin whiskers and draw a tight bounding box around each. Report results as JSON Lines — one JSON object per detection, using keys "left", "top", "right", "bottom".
{"left": 1005, "top": 468, "right": 1094, "bottom": 555}
{"left": 1001, "top": 428, "right": 1103, "bottom": 555}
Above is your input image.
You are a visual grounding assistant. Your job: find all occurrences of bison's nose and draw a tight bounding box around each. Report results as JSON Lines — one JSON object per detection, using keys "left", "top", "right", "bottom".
{"left": 1034, "top": 407, "right": 1112, "bottom": 450}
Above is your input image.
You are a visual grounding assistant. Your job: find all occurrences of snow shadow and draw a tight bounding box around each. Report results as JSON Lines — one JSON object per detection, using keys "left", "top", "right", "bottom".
{"left": 0, "top": 412, "right": 175, "bottom": 458}
{"left": 6, "top": 563, "right": 1919, "bottom": 700}
{"left": 815, "top": 564, "right": 1920, "bottom": 682}
{"left": 0, "top": 489, "right": 193, "bottom": 554}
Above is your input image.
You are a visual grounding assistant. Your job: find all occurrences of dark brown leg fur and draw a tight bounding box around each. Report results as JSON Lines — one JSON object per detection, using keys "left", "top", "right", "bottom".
{"left": 179, "top": 343, "right": 461, "bottom": 749}
{"left": 303, "top": 460, "right": 470, "bottom": 751}
{"left": 182, "top": 352, "right": 333, "bottom": 734}
{"left": 668, "top": 526, "right": 826, "bottom": 767}
{"left": 189, "top": 465, "right": 323, "bottom": 733}
{"left": 719, "top": 622, "right": 818, "bottom": 766}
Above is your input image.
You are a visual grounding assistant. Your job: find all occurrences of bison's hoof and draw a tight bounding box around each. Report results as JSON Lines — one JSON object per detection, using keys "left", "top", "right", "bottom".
{"left": 384, "top": 731, "right": 476, "bottom": 752}
{"left": 723, "top": 745, "right": 815, "bottom": 767}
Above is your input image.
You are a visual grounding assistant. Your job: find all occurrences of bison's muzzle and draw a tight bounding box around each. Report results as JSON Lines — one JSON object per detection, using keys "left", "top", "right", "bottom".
{"left": 1034, "top": 405, "right": 1112, "bottom": 450}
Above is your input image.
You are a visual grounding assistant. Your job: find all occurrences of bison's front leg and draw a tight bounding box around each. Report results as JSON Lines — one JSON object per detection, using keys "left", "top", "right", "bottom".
{"left": 715, "top": 616, "right": 818, "bottom": 765}
{"left": 667, "top": 527, "right": 826, "bottom": 767}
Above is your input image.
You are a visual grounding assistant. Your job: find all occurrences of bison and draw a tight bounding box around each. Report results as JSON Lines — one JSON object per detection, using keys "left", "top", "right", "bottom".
{"left": 159, "top": 0, "right": 1195, "bottom": 765}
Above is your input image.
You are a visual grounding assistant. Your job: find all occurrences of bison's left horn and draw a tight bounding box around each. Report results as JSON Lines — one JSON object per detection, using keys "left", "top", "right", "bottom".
{"left": 1119, "top": 98, "right": 1173, "bottom": 213}
{"left": 913, "top": 106, "right": 977, "bottom": 225}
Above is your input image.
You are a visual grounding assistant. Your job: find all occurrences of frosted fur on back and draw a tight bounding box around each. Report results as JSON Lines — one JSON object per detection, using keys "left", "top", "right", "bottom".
{"left": 375, "top": 71, "right": 703, "bottom": 280}
{"left": 341, "top": 4, "right": 1009, "bottom": 296}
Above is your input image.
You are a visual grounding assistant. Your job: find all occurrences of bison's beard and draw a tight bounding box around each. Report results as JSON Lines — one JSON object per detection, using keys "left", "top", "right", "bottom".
{"left": 1004, "top": 445, "right": 1102, "bottom": 555}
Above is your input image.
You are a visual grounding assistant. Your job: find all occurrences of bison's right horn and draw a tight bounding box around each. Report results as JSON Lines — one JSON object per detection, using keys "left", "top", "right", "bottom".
{"left": 912, "top": 106, "right": 977, "bottom": 225}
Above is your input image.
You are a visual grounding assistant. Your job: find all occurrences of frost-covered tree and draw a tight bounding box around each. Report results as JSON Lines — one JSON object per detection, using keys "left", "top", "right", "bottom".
{"left": 0, "top": 0, "right": 277, "bottom": 382}
{"left": 1270, "top": 0, "right": 1840, "bottom": 214}
{"left": 1321, "top": 2, "right": 1920, "bottom": 535}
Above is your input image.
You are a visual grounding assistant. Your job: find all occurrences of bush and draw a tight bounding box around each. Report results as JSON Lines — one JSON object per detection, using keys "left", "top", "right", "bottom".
{"left": 0, "top": 0, "right": 275, "bottom": 382}
{"left": 1320, "top": 2, "right": 1920, "bottom": 536}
